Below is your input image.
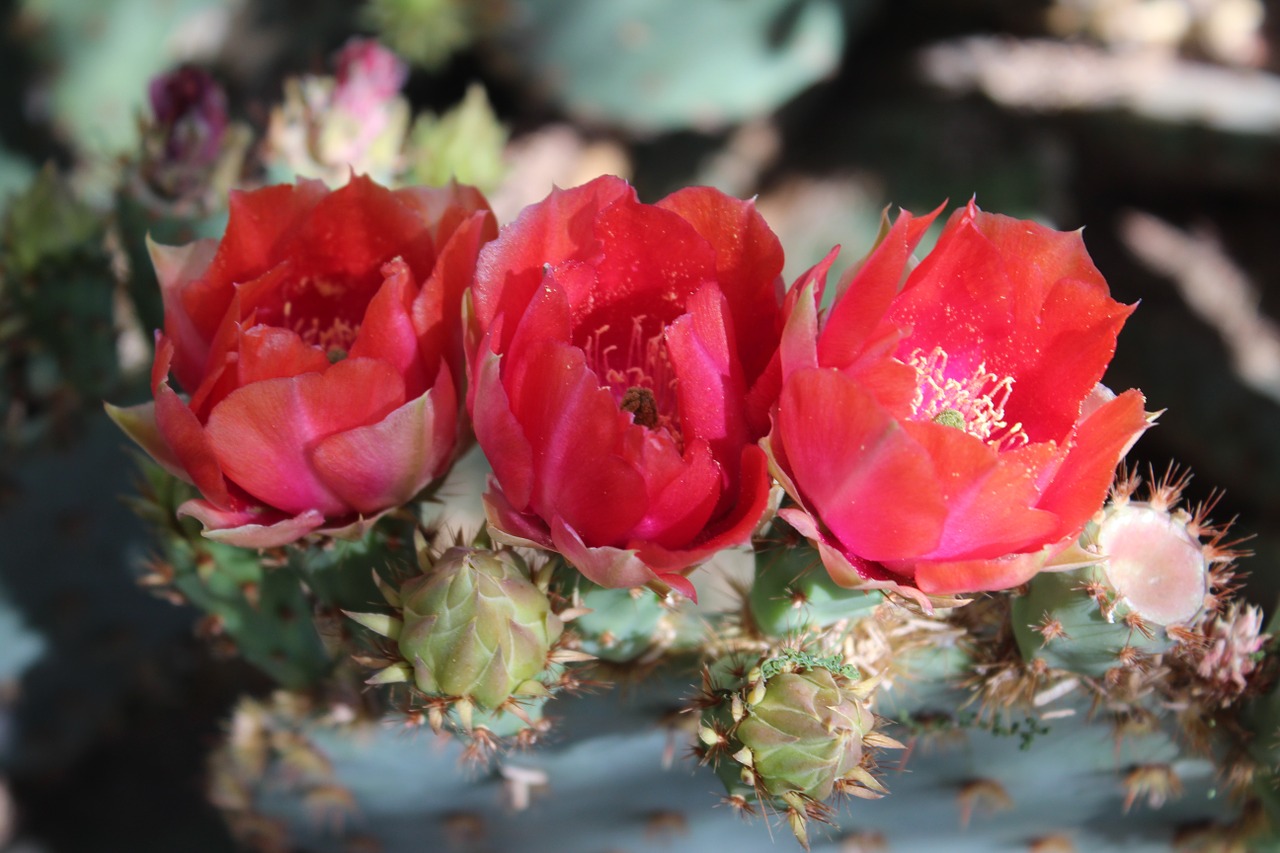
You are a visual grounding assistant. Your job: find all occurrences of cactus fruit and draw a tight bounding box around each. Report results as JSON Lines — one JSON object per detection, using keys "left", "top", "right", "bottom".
{"left": 1012, "top": 468, "right": 1237, "bottom": 680}
{"left": 347, "top": 542, "right": 582, "bottom": 756}
{"left": 694, "top": 647, "right": 895, "bottom": 847}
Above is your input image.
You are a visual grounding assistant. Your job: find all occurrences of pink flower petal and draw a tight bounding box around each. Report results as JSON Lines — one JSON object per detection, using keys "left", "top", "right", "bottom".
{"left": 483, "top": 483, "right": 554, "bottom": 550}
{"left": 104, "top": 400, "right": 185, "bottom": 480}
{"left": 473, "top": 176, "right": 634, "bottom": 351}
{"left": 912, "top": 549, "right": 1050, "bottom": 595}
{"left": 349, "top": 258, "right": 429, "bottom": 395}
{"left": 777, "top": 368, "right": 947, "bottom": 562}
{"left": 471, "top": 349, "right": 536, "bottom": 510}
{"left": 505, "top": 341, "right": 648, "bottom": 546}
{"left": 550, "top": 515, "right": 665, "bottom": 590}
{"left": 1037, "top": 388, "right": 1149, "bottom": 541}
{"left": 204, "top": 357, "right": 405, "bottom": 516}
{"left": 178, "top": 499, "right": 326, "bottom": 548}
{"left": 312, "top": 367, "right": 457, "bottom": 515}
{"left": 154, "top": 381, "right": 231, "bottom": 507}
{"left": 818, "top": 204, "right": 941, "bottom": 371}
{"left": 656, "top": 187, "right": 783, "bottom": 382}
{"left": 665, "top": 284, "right": 749, "bottom": 467}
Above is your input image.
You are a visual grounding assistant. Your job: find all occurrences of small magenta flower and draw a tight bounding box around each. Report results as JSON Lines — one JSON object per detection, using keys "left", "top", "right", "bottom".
{"left": 148, "top": 64, "right": 228, "bottom": 168}
{"left": 333, "top": 37, "right": 409, "bottom": 119}
{"left": 265, "top": 38, "right": 411, "bottom": 186}
{"left": 140, "top": 64, "right": 232, "bottom": 200}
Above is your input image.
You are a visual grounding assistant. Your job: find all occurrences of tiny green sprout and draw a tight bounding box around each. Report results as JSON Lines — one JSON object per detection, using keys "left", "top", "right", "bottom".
{"left": 933, "top": 408, "right": 966, "bottom": 429}
{"left": 758, "top": 648, "right": 858, "bottom": 681}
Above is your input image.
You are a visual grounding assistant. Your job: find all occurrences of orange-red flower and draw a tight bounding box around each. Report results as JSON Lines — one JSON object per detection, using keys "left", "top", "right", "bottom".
{"left": 468, "top": 176, "right": 781, "bottom": 598}
{"left": 108, "top": 175, "right": 496, "bottom": 546}
{"left": 766, "top": 200, "right": 1150, "bottom": 596}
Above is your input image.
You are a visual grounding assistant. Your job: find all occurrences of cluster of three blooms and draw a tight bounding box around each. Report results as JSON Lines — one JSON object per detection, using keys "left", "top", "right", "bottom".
{"left": 108, "top": 174, "right": 1149, "bottom": 604}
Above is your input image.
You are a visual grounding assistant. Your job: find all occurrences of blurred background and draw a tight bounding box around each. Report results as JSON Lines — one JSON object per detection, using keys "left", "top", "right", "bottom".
{"left": 2, "top": 0, "right": 1279, "bottom": 849}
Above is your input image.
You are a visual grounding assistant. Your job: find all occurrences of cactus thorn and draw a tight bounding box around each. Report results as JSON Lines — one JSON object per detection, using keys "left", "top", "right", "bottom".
{"left": 732, "top": 746, "right": 755, "bottom": 768}
{"left": 957, "top": 778, "right": 1012, "bottom": 828}
{"left": 343, "top": 610, "right": 403, "bottom": 641}
{"left": 371, "top": 570, "right": 401, "bottom": 608}
{"left": 366, "top": 662, "right": 412, "bottom": 685}
{"left": 1033, "top": 615, "right": 1071, "bottom": 645}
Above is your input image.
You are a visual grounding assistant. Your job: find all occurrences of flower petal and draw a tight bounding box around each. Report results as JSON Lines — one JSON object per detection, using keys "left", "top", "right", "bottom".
{"left": 656, "top": 187, "right": 783, "bottom": 382}
{"left": 818, "top": 204, "right": 941, "bottom": 371}
{"left": 178, "top": 500, "right": 326, "bottom": 548}
{"left": 473, "top": 176, "right": 634, "bottom": 351}
{"left": 550, "top": 515, "right": 665, "bottom": 590}
{"left": 665, "top": 284, "right": 749, "bottom": 469}
{"left": 312, "top": 367, "right": 458, "bottom": 515}
{"left": 471, "top": 349, "right": 535, "bottom": 510}
{"left": 505, "top": 341, "right": 648, "bottom": 546}
{"left": 104, "top": 400, "right": 185, "bottom": 479}
{"left": 204, "top": 357, "right": 405, "bottom": 517}
{"left": 1036, "top": 388, "right": 1149, "bottom": 541}
{"left": 777, "top": 368, "right": 947, "bottom": 562}
{"left": 912, "top": 549, "right": 1050, "bottom": 595}
{"left": 349, "top": 258, "right": 429, "bottom": 395}
{"left": 154, "top": 382, "right": 232, "bottom": 507}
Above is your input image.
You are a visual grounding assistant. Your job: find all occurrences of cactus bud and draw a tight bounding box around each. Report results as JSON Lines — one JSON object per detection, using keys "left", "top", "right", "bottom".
{"left": 398, "top": 547, "right": 563, "bottom": 711}
{"left": 695, "top": 647, "right": 892, "bottom": 847}
{"left": 347, "top": 543, "right": 570, "bottom": 754}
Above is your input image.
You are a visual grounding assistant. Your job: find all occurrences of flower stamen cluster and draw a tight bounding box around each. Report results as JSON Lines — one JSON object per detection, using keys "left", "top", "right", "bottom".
{"left": 906, "top": 346, "right": 1027, "bottom": 450}
{"left": 581, "top": 315, "right": 681, "bottom": 436}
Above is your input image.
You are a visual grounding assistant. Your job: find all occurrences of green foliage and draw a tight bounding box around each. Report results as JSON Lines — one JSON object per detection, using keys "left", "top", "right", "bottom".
{"left": 490, "top": 0, "right": 861, "bottom": 133}
{"left": 0, "top": 166, "right": 117, "bottom": 445}
{"left": 131, "top": 459, "right": 333, "bottom": 690}
{"left": 361, "top": 0, "right": 480, "bottom": 71}
{"left": 404, "top": 85, "right": 507, "bottom": 192}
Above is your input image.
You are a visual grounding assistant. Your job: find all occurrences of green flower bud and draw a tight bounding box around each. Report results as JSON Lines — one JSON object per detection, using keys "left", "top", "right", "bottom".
{"left": 398, "top": 547, "right": 563, "bottom": 711}
{"left": 697, "top": 648, "right": 891, "bottom": 847}
{"left": 736, "top": 667, "right": 875, "bottom": 802}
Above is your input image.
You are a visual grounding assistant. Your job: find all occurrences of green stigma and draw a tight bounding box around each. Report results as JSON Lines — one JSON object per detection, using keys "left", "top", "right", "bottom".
{"left": 933, "top": 409, "right": 965, "bottom": 430}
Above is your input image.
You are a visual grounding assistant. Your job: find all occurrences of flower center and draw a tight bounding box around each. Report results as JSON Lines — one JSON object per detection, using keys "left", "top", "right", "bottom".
{"left": 906, "top": 346, "right": 1028, "bottom": 449}
{"left": 278, "top": 276, "right": 364, "bottom": 362}
{"left": 582, "top": 316, "right": 680, "bottom": 437}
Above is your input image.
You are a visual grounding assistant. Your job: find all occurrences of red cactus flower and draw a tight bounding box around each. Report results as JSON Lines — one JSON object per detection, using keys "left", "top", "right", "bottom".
{"left": 765, "top": 200, "right": 1150, "bottom": 598}
{"left": 108, "top": 175, "right": 496, "bottom": 547}
{"left": 468, "top": 176, "right": 782, "bottom": 599}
